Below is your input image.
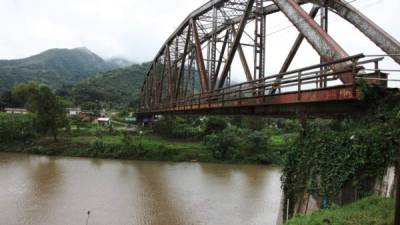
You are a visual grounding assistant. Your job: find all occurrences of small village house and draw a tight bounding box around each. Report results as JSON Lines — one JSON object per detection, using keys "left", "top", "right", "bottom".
{"left": 4, "top": 108, "right": 28, "bottom": 114}
{"left": 97, "top": 117, "right": 111, "bottom": 126}
{"left": 66, "top": 107, "right": 82, "bottom": 116}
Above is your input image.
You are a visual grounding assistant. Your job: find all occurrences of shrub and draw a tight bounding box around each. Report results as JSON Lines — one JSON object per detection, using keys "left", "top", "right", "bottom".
{"left": 0, "top": 112, "right": 36, "bottom": 143}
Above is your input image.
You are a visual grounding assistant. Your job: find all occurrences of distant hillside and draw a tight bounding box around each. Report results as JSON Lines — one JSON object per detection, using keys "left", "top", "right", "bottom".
{"left": 71, "top": 63, "right": 150, "bottom": 108}
{"left": 0, "top": 47, "right": 128, "bottom": 92}
{"left": 106, "top": 57, "right": 134, "bottom": 68}
{"left": 70, "top": 63, "right": 201, "bottom": 109}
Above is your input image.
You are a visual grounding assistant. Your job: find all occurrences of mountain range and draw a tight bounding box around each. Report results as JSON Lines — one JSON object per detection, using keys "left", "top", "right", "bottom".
{"left": 0, "top": 47, "right": 133, "bottom": 92}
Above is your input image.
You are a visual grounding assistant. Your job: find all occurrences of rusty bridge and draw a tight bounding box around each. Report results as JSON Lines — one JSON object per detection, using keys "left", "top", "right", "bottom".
{"left": 137, "top": 0, "right": 400, "bottom": 118}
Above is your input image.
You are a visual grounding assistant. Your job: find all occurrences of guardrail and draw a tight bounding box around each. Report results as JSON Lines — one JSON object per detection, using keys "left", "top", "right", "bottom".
{"left": 139, "top": 54, "right": 385, "bottom": 113}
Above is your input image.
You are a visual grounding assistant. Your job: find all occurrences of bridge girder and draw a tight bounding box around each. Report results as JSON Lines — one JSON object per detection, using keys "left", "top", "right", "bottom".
{"left": 138, "top": 0, "right": 399, "bottom": 116}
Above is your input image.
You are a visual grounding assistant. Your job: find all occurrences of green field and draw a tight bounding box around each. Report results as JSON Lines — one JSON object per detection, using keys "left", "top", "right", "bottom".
{"left": 285, "top": 196, "right": 395, "bottom": 225}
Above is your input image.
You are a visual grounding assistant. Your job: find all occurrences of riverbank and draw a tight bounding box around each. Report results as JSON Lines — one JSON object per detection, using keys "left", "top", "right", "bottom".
{"left": 0, "top": 132, "right": 286, "bottom": 164}
{"left": 284, "top": 196, "right": 395, "bottom": 225}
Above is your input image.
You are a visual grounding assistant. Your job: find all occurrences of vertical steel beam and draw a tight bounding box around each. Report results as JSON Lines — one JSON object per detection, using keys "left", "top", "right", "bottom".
{"left": 191, "top": 19, "right": 210, "bottom": 93}
{"left": 272, "top": 0, "right": 353, "bottom": 84}
{"left": 217, "top": 0, "right": 256, "bottom": 89}
{"left": 165, "top": 45, "right": 174, "bottom": 102}
{"left": 149, "top": 64, "right": 155, "bottom": 108}
{"left": 158, "top": 54, "right": 167, "bottom": 103}
{"left": 320, "top": 2, "right": 328, "bottom": 88}
{"left": 176, "top": 26, "right": 192, "bottom": 100}
{"left": 254, "top": 0, "right": 266, "bottom": 81}
{"left": 210, "top": 6, "right": 218, "bottom": 90}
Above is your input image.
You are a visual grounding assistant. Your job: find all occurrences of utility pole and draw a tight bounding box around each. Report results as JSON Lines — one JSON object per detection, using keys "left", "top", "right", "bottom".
{"left": 395, "top": 159, "right": 400, "bottom": 225}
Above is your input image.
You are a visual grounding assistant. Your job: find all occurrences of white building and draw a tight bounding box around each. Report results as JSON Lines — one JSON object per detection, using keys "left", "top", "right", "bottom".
{"left": 97, "top": 117, "right": 111, "bottom": 126}
{"left": 4, "top": 108, "right": 28, "bottom": 114}
{"left": 67, "top": 107, "right": 82, "bottom": 116}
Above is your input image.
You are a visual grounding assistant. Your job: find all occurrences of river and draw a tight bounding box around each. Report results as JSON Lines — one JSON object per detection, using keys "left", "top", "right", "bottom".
{"left": 0, "top": 153, "right": 282, "bottom": 225}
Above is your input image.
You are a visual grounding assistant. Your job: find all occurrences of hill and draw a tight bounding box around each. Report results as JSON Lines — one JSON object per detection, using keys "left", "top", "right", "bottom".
{"left": 71, "top": 63, "right": 150, "bottom": 109}
{"left": 0, "top": 47, "right": 128, "bottom": 92}
{"left": 69, "top": 63, "right": 201, "bottom": 109}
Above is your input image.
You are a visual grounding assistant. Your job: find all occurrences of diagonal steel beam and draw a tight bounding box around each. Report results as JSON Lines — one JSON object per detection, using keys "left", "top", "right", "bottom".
{"left": 217, "top": 0, "right": 256, "bottom": 89}
{"left": 272, "top": 0, "right": 353, "bottom": 84}
{"left": 192, "top": 19, "right": 210, "bottom": 93}
{"left": 232, "top": 25, "right": 253, "bottom": 82}
{"left": 270, "top": 5, "right": 320, "bottom": 94}
{"left": 307, "top": 0, "right": 400, "bottom": 65}
{"left": 214, "top": 29, "right": 230, "bottom": 90}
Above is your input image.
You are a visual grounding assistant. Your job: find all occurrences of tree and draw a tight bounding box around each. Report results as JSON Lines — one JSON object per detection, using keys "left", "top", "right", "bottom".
{"left": 13, "top": 82, "right": 68, "bottom": 141}
{"left": 205, "top": 126, "right": 243, "bottom": 160}
{"left": 0, "top": 91, "right": 23, "bottom": 109}
{"left": 204, "top": 116, "right": 228, "bottom": 134}
{"left": 0, "top": 113, "right": 35, "bottom": 143}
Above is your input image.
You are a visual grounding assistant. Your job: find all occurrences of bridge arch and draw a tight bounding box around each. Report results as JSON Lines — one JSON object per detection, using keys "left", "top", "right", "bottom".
{"left": 138, "top": 0, "right": 399, "bottom": 117}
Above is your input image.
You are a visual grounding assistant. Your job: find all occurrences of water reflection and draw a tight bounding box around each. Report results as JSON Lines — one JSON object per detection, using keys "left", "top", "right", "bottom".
{"left": 0, "top": 153, "right": 282, "bottom": 225}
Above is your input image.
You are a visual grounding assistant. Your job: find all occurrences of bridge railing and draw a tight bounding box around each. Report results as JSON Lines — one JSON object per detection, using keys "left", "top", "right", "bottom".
{"left": 140, "top": 54, "right": 385, "bottom": 112}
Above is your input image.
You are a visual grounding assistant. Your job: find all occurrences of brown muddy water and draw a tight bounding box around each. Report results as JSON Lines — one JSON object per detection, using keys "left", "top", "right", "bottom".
{"left": 0, "top": 153, "right": 282, "bottom": 225}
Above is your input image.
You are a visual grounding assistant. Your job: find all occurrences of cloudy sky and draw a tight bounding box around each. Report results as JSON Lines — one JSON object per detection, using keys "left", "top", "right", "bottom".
{"left": 0, "top": 0, "right": 399, "bottom": 85}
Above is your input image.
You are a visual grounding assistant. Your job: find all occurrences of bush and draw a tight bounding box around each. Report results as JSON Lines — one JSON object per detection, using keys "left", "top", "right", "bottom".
{"left": 0, "top": 112, "right": 36, "bottom": 143}
{"left": 153, "top": 116, "right": 202, "bottom": 140}
{"left": 205, "top": 126, "right": 244, "bottom": 160}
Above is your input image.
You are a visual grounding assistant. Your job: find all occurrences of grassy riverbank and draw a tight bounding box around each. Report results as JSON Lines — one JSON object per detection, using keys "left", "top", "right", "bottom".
{"left": 0, "top": 133, "right": 214, "bottom": 162}
{"left": 285, "top": 196, "right": 395, "bottom": 225}
{"left": 0, "top": 131, "right": 286, "bottom": 164}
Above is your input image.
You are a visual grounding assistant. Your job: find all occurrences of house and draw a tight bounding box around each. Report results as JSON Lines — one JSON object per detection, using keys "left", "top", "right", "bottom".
{"left": 79, "top": 111, "right": 96, "bottom": 122}
{"left": 97, "top": 117, "right": 111, "bottom": 126}
{"left": 67, "top": 107, "right": 81, "bottom": 116}
{"left": 4, "top": 108, "right": 28, "bottom": 114}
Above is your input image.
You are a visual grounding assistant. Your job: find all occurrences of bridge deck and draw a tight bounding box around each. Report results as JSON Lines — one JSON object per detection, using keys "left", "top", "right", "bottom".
{"left": 137, "top": 84, "right": 362, "bottom": 117}
{"left": 138, "top": 55, "right": 386, "bottom": 117}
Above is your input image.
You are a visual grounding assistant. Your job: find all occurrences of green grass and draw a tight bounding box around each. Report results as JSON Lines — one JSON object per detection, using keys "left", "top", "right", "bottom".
{"left": 69, "top": 134, "right": 205, "bottom": 151}
{"left": 270, "top": 135, "right": 286, "bottom": 146}
{"left": 28, "top": 133, "right": 212, "bottom": 162}
{"left": 285, "top": 196, "right": 395, "bottom": 225}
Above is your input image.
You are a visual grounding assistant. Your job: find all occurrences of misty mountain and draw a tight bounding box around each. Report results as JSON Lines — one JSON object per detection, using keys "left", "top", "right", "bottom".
{"left": 106, "top": 57, "right": 134, "bottom": 68}
{"left": 0, "top": 47, "right": 129, "bottom": 92}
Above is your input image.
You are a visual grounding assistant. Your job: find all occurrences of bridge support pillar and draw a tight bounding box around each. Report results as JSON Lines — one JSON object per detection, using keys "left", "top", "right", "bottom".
{"left": 136, "top": 115, "right": 155, "bottom": 128}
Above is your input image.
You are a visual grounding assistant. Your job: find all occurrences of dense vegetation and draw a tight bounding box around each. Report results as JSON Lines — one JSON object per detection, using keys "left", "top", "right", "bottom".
{"left": 281, "top": 87, "right": 400, "bottom": 218}
{"left": 0, "top": 113, "right": 35, "bottom": 143}
{"left": 0, "top": 93, "right": 291, "bottom": 164}
{"left": 69, "top": 62, "right": 150, "bottom": 109}
{"left": 153, "top": 115, "right": 296, "bottom": 164}
{"left": 12, "top": 82, "right": 68, "bottom": 140}
{"left": 285, "top": 196, "right": 395, "bottom": 225}
{"left": 0, "top": 47, "right": 129, "bottom": 92}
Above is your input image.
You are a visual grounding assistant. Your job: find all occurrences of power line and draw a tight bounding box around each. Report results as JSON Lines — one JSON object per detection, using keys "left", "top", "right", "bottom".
{"left": 364, "top": 69, "right": 400, "bottom": 73}
{"left": 365, "top": 54, "right": 400, "bottom": 57}
{"left": 265, "top": 0, "right": 381, "bottom": 37}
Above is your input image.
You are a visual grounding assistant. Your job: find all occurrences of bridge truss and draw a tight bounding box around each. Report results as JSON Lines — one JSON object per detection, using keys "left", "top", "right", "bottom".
{"left": 137, "top": 0, "right": 400, "bottom": 117}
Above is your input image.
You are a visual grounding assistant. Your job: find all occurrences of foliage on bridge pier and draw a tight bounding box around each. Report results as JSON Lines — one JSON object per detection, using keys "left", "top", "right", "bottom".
{"left": 282, "top": 87, "right": 400, "bottom": 217}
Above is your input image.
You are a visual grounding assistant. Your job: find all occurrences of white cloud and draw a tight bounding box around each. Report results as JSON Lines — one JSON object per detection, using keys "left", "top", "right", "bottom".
{"left": 0, "top": 0, "right": 399, "bottom": 87}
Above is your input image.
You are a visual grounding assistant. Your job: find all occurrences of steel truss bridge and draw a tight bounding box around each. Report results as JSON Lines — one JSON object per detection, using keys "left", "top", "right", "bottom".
{"left": 137, "top": 0, "right": 400, "bottom": 118}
